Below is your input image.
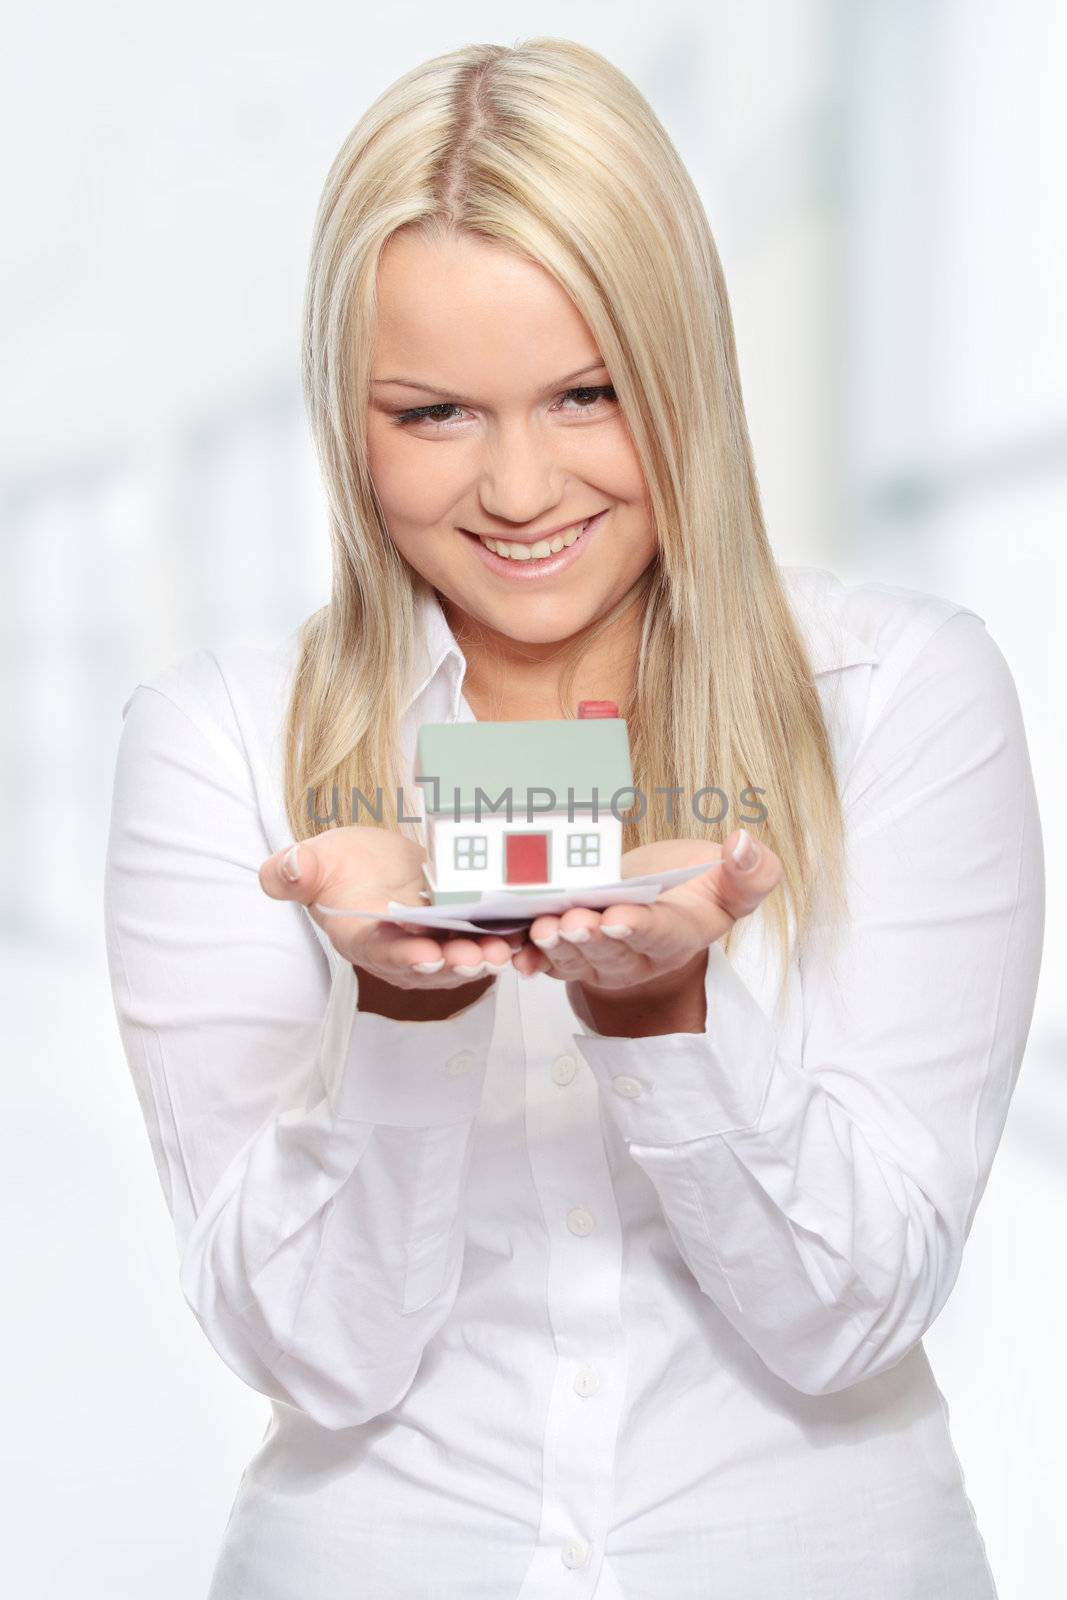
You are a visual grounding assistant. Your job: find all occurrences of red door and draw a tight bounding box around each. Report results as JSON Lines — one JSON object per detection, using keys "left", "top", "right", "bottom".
{"left": 505, "top": 833, "right": 549, "bottom": 885}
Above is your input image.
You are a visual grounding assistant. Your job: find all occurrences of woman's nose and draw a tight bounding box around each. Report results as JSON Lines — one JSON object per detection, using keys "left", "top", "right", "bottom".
{"left": 474, "top": 420, "right": 566, "bottom": 522}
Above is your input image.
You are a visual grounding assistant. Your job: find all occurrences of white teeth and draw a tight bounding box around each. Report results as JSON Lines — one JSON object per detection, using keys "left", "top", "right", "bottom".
{"left": 479, "top": 517, "right": 592, "bottom": 561}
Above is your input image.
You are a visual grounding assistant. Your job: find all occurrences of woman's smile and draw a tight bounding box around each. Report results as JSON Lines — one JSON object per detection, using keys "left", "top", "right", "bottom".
{"left": 459, "top": 507, "right": 609, "bottom": 580}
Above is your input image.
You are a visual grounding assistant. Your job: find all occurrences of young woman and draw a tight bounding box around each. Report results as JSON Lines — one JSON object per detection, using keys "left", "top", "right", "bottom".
{"left": 104, "top": 37, "right": 1044, "bottom": 1600}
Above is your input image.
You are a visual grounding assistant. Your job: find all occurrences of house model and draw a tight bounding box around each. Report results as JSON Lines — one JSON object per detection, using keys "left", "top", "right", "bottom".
{"left": 414, "top": 700, "right": 633, "bottom": 905}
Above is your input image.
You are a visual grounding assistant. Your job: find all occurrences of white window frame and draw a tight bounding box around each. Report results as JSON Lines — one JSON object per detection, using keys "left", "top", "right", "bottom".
{"left": 566, "top": 831, "right": 600, "bottom": 867}
{"left": 454, "top": 834, "right": 488, "bottom": 871}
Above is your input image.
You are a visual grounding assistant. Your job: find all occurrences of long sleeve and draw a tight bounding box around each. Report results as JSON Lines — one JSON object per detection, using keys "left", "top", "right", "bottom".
{"left": 104, "top": 677, "right": 498, "bottom": 1431}
{"left": 573, "top": 609, "right": 1044, "bottom": 1397}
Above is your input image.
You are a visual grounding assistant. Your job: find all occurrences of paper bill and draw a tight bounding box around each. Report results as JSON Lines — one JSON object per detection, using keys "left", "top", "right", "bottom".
{"left": 313, "top": 859, "right": 717, "bottom": 935}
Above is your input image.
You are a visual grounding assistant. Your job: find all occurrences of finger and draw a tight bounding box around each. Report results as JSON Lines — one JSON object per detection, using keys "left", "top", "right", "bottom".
{"left": 512, "top": 943, "right": 550, "bottom": 978}
{"left": 378, "top": 932, "right": 489, "bottom": 979}
{"left": 556, "top": 908, "right": 603, "bottom": 945}
{"left": 259, "top": 841, "right": 322, "bottom": 904}
{"left": 560, "top": 918, "right": 661, "bottom": 989}
{"left": 354, "top": 921, "right": 451, "bottom": 973}
{"left": 579, "top": 900, "right": 695, "bottom": 969}
{"left": 556, "top": 944, "right": 651, "bottom": 992}
{"left": 528, "top": 912, "right": 562, "bottom": 949}
{"left": 395, "top": 923, "right": 521, "bottom": 967}
{"left": 506, "top": 935, "right": 535, "bottom": 975}
{"left": 365, "top": 928, "right": 507, "bottom": 985}
{"left": 553, "top": 906, "right": 642, "bottom": 975}
{"left": 536, "top": 942, "right": 594, "bottom": 983}
{"left": 387, "top": 923, "right": 513, "bottom": 969}
{"left": 717, "top": 828, "right": 783, "bottom": 919}
{"left": 469, "top": 932, "right": 519, "bottom": 972}
{"left": 528, "top": 916, "right": 587, "bottom": 978}
{"left": 260, "top": 839, "right": 400, "bottom": 925}
{"left": 440, "top": 933, "right": 512, "bottom": 979}
{"left": 527, "top": 906, "right": 598, "bottom": 953}
{"left": 523, "top": 906, "right": 658, "bottom": 982}
{"left": 531, "top": 918, "right": 600, "bottom": 982}
{"left": 590, "top": 902, "right": 656, "bottom": 948}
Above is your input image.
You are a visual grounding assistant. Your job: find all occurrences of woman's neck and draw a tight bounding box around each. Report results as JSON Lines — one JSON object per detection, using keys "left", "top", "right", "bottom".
{"left": 444, "top": 598, "right": 643, "bottom": 723}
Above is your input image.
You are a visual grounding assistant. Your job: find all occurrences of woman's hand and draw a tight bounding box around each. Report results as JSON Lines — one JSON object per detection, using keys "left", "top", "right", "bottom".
{"left": 510, "top": 829, "right": 782, "bottom": 1033}
{"left": 258, "top": 826, "right": 523, "bottom": 990}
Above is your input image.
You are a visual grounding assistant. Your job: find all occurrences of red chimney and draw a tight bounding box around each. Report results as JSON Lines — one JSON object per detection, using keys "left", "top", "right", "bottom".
{"left": 577, "top": 699, "right": 618, "bottom": 718}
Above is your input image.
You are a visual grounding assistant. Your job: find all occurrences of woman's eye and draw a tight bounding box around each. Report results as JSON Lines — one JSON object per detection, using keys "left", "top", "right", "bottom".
{"left": 391, "top": 384, "right": 617, "bottom": 430}
{"left": 558, "top": 384, "right": 617, "bottom": 413}
{"left": 393, "top": 402, "right": 464, "bottom": 427}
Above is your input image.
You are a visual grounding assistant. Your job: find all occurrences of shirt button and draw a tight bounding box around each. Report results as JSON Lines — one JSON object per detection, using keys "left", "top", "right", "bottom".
{"left": 566, "top": 1206, "right": 596, "bottom": 1236}
{"left": 573, "top": 1366, "right": 600, "bottom": 1397}
{"left": 551, "top": 1053, "right": 578, "bottom": 1086}
{"left": 443, "top": 1049, "right": 477, "bottom": 1076}
{"left": 612, "top": 1074, "right": 644, "bottom": 1098}
{"left": 561, "top": 1539, "right": 589, "bottom": 1569}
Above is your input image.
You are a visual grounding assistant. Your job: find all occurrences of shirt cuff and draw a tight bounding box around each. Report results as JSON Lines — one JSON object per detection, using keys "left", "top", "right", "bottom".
{"left": 570, "top": 943, "right": 777, "bottom": 1145}
{"left": 323, "top": 962, "right": 498, "bottom": 1128}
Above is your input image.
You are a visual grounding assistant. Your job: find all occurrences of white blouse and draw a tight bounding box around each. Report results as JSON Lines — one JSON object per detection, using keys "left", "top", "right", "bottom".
{"left": 103, "top": 564, "right": 1044, "bottom": 1600}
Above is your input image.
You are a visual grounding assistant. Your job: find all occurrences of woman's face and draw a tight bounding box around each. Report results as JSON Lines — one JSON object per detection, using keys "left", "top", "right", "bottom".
{"left": 366, "top": 230, "right": 657, "bottom": 650}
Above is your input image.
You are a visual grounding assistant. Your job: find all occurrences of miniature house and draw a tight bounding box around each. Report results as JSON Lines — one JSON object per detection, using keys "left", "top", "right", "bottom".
{"left": 414, "top": 701, "right": 633, "bottom": 905}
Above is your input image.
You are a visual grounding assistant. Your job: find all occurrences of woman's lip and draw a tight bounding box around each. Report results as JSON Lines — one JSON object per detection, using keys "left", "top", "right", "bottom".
{"left": 461, "top": 509, "right": 609, "bottom": 580}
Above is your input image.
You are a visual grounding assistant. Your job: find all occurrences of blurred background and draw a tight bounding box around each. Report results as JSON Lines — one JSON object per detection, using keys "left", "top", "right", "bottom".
{"left": 3, "top": 1, "right": 1063, "bottom": 1595}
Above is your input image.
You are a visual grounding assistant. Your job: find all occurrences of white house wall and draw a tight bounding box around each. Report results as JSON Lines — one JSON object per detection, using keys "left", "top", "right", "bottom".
{"left": 430, "top": 811, "right": 623, "bottom": 893}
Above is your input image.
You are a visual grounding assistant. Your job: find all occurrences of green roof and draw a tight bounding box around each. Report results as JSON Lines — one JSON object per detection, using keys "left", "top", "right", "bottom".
{"left": 415, "top": 718, "right": 633, "bottom": 816}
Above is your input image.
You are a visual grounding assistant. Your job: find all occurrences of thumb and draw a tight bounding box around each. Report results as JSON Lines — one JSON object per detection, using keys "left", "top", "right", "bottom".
{"left": 717, "top": 827, "right": 782, "bottom": 919}
{"left": 259, "top": 840, "right": 323, "bottom": 905}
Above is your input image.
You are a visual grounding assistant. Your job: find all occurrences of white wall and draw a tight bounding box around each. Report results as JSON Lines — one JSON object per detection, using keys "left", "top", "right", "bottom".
{"left": 431, "top": 813, "right": 621, "bottom": 893}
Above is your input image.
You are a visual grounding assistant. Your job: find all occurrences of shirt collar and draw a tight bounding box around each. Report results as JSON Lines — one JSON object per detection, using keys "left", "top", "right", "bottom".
{"left": 403, "top": 564, "right": 878, "bottom": 718}
{"left": 405, "top": 585, "right": 468, "bottom": 716}
{"left": 779, "top": 565, "right": 880, "bottom": 675}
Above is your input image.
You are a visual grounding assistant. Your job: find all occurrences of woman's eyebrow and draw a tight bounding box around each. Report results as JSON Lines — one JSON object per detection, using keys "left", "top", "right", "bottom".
{"left": 369, "top": 360, "right": 608, "bottom": 404}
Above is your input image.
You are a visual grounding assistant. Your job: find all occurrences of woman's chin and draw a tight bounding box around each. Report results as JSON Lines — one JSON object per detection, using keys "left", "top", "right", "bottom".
{"left": 457, "top": 588, "right": 606, "bottom": 646}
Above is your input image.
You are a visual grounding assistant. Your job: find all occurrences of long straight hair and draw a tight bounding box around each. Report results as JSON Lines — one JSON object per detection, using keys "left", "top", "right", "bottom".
{"left": 284, "top": 37, "right": 847, "bottom": 981}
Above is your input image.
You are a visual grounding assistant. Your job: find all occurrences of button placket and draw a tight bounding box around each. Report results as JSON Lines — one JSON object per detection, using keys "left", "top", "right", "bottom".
{"left": 513, "top": 976, "right": 628, "bottom": 1600}
{"left": 573, "top": 1366, "right": 601, "bottom": 1398}
{"left": 562, "top": 1538, "right": 590, "bottom": 1569}
{"left": 552, "top": 1052, "right": 579, "bottom": 1086}
{"left": 566, "top": 1205, "right": 596, "bottom": 1237}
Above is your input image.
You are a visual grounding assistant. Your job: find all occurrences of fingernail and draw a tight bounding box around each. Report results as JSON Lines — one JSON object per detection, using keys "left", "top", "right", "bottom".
{"left": 532, "top": 933, "right": 559, "bottom": 950}
{"left": 413, "top": 959, "right": 446, "bottom": 973}
{"left": 731, "top": 829, "right": 759, "bottom": 871}
{"left": 484, "top": 960, "right": 510, "bottom": 975}
{"left": 600, "top": 924, "right": 633, "bottom": 939}
{"left": 453, "top": 962, "right": 486, "bottom": 977}
{"left": 281, "top": 844, "right": 302, "bottom": 882}
{"left": 558, "top": 927, "right": 591, "bottom": 944}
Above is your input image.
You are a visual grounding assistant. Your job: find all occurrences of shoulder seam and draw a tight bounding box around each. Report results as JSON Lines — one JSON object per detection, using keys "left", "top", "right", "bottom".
{"left": 124, "top": 681, "right": 251, "bottom": 787}
{"left": 851, "top": 604, "right": 986, "bottom": 761}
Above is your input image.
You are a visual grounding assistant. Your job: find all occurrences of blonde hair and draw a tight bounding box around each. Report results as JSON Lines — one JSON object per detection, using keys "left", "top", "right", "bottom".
{"left": 285, "top": 36, "right": 846, "bottom": 986}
